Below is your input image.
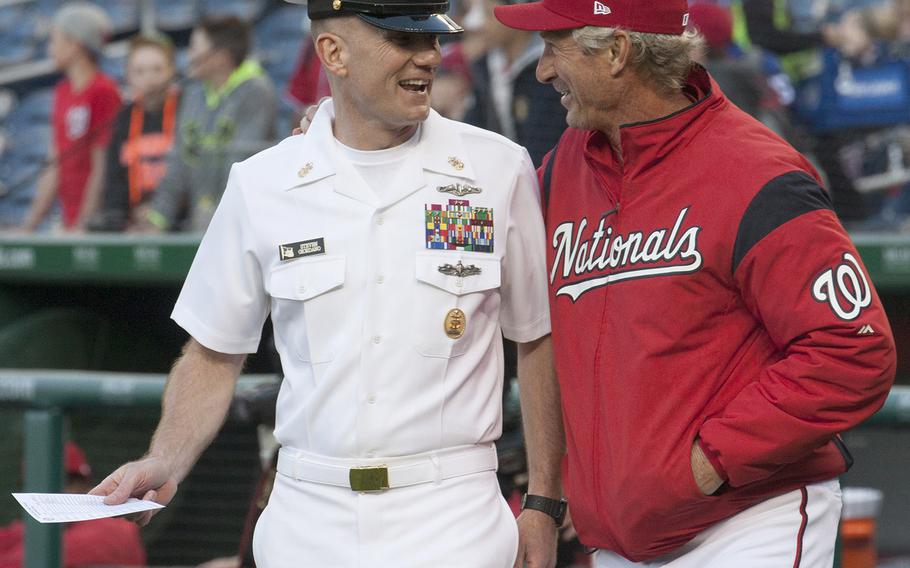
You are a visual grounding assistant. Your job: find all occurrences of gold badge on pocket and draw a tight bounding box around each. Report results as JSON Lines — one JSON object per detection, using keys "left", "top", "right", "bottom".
{"left": 444, "top": 308, "right": 467, "bottom": 339}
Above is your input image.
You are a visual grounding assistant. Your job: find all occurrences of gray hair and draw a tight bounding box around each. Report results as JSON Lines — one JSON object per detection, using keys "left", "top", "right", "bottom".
{"left": 571, "top": 26, "right": 704, "bottom": 94}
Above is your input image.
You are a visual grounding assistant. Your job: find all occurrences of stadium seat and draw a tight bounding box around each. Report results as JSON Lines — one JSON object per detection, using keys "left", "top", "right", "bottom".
{"left": 0, "top": 38, "right": 36, "bottom": 68}
{"left": 0, "top": 153, "right": 39, "bottom": 228}
{"left": 94, "top": 0, "right": 141, "bottom": 33}
{"left": 6, "top": 88, "right": 53, "bottom": 128}
{"left": 13, "top": 124, "right": 51, "bottom": 160}
{"left": 201, "top": 0, "right": 267, "bottom": 21}
{"left": 174, "top": 47, "right": 191, "bottom": 76}
{"left": 0, "top": 89, "right": 16, "bottom": 123}
{"left": 0, "top": 3, "right": 23, "bottom": 33}
{"left": 260, "top": 36, "right": 303, "bottom": 85}
{"left": 100, "top": 51, "right": 127, "bottom": 83}
{"left": 153, "top": 0, "right": 198, "bottom": 31}
{"left": 254, "top": 4, "right": 307, "bottom": 43}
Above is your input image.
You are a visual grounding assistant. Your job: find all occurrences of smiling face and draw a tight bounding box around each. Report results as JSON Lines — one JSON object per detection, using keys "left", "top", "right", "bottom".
{"left": 537, "top": 30, "right": 621, "bottom": 132}
{"left": 318, "top": 18, "right": 442, "bottom": 135}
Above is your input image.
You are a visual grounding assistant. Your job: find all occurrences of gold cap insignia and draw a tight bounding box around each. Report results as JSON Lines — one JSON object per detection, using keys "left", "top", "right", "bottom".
{"left": 448, "top": 156, "right": 465, "bottom": 171}
{"left": 333, "top": 0, "right": 342, "bottom": 10}
{"left": 444, "top": 308, "right": 467, "bottom": 339}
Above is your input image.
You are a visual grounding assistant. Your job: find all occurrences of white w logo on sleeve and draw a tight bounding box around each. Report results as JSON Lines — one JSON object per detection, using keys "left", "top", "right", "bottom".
{"left": 811, "top": 252, "right": 872, "bottom": 321}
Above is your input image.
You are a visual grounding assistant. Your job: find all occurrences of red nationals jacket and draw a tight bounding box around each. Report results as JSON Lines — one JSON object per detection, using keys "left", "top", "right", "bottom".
{"left": 540, "top": 66, "right": 896, "bottom": 561}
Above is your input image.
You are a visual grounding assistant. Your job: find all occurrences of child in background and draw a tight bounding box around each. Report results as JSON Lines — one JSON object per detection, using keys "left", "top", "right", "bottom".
{"left": 21, "top": 2, "right": 121, "bottom": 232}
{"left": 94, "top": 34, "right": 179, "bottom": 232}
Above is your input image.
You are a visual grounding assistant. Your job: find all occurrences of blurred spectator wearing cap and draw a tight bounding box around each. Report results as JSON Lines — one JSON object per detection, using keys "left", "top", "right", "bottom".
{"left": 18, "top": 2, "right": 122, "bottom": 233}
{"left": 688, "top": 2, "right": 803, "bottom": 145}
{"left": 93, "top": 34, "right": 181, "bottom": 232}
{"left": 462, "top": 0, "right": 565, "bottom": 165}
{"left": 733, "top": 0, "right": 837, "bottom": 80}
{"left": 143, "top": 16, "right": 277, "bottom": 233}
{"left": 689, "top": 4, "right": 765, "bottom": 117}
{"left": 430, "top": 41, "right": 476, "bottom": 120}
{"left": 286, "top": 41, "right": 332, "bottom": 114}
{"left": 0, "top": 442, "right": 146, "bottom": 567}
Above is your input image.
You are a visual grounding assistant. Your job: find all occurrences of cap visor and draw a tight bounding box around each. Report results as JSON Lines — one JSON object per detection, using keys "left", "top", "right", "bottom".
{"left": 493, "top": 3, "right": 583, "bottom": 31}
{"left": 357, "top": 13, "right": 463, "bottom": 34}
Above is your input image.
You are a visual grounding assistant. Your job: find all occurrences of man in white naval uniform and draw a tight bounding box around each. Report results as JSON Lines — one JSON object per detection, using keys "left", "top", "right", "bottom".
{"left": 91, "top": 1, "right": 566, "bottom": 566}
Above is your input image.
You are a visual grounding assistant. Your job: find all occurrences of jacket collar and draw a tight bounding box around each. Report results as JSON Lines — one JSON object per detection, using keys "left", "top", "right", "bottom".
{"left": 281, "top": 102, "right": 477, "bottom": 205}
{"left": 583, "top": 65, "right": 726, "bottom": 181}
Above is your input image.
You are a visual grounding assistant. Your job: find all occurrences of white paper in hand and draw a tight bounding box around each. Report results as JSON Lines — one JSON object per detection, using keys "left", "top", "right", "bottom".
{"left": 12, "top": 493, "right": 164, "bottom": 523}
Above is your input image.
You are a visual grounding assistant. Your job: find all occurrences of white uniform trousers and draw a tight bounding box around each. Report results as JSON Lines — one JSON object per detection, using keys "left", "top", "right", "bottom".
{"left": 594, "top": 479, "right": 842, "bottom": 568}
{"left": 252, "top": 467, "right": 518, "bottom": 567}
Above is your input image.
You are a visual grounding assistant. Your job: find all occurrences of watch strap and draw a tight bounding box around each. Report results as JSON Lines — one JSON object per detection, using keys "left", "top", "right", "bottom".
{"left": 521, "top": 494, "right": 567, "bottom": 526}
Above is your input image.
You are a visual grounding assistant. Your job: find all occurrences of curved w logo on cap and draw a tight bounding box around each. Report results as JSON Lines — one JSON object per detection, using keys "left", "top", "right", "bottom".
{"left": 593, "top": 1, "right": 611, "bottom": 15}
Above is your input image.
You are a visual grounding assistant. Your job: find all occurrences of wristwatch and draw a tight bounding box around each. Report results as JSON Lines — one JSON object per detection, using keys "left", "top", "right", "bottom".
{"left": 521, "top": 494, "right": 568, "bottom": 526}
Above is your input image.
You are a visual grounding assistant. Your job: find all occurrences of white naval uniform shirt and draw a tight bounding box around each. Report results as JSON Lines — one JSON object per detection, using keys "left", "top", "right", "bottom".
{"left": 172, "top": 102, "right": 551, "bottom": 459}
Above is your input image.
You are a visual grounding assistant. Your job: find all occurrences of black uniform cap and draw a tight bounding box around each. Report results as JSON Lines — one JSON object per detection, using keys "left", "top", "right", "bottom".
{"left": 289, "top": 0, "right": 463, "bottom": 34}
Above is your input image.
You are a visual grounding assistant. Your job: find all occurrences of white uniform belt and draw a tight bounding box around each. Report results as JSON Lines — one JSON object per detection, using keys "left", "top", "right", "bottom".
{"left": 276, "top": 444, "right": 498, "bottom": 491}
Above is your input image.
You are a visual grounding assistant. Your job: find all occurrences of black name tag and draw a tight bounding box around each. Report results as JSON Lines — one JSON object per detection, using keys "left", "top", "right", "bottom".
{"left": 279, "top": 238, "right": 326, "bottom": 261}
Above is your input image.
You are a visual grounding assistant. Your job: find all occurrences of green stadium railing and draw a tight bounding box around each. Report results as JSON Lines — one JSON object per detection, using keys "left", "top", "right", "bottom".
{"left": 852, "top": 233, "right": 910, "bottom": 290}
{"left": 0, "top": 234, "right": 200, "bottom": 286}
{"left": 0, "top": 232, "right": 907, "bottom": 286}
{"left": 0, "top": 370, "right": 277, "bottom": 568}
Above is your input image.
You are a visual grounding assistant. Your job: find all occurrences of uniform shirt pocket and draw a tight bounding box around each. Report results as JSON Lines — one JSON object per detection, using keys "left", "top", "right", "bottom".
{"left": 269, "top": 255, "right": 346, "bottom": 363}
{"left": 413, "top": 252, "right": 501, "bottom": 358}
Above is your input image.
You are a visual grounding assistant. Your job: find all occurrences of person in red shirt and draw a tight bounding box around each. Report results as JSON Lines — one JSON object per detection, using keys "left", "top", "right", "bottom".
{"left": 493, "top": 1, "right": 896, "bottom": 567}
{"left": 21, "top": 2, "right": 122, "bottom": 232}
{"left": 0, "top": 442, "right": 146, "bottom": 567}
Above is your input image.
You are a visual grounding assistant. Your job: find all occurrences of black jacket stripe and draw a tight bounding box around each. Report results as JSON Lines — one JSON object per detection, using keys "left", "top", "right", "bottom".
{"left": 732, "top": 171, "right": 834, "bottom": 274}
{"left": 542, "top": 142, "right": 559, "bottom": 210}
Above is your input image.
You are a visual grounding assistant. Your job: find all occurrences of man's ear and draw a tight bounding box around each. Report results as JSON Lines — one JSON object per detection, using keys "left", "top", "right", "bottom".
{"left": 314, "top": 32, "right": 348, "bottom": 78}
{"left": 606, "top": 30, "right": 632, "bottom": 77}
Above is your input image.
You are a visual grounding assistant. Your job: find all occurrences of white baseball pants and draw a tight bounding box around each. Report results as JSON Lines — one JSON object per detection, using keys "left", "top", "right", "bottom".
{"left": 252, "top": 466, "right": 518, "bottom": 567}
{"left": 594, "top": 479, "right": 842, "bottom": 568}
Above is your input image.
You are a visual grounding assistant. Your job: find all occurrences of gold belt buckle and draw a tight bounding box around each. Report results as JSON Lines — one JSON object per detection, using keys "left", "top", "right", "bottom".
{"left": 349, "top": 465, "right": 390, "bottom": 492}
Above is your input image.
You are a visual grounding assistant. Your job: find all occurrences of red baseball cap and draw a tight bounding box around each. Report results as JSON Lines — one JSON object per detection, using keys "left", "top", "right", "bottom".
{"left": 687, "top": 3, "right": 732, "bottom": 50}
{"left": 494, "top": 0, "right": 690, "bottom": 35}
{"left": 65, "top": 441, "right": 92, "bottom": 480}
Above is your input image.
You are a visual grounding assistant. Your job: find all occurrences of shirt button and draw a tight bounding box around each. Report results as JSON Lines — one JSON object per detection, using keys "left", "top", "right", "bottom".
{"left": 366, "top": 451, "right": 376, "bottom": 458}
{"left": 454, "top": 279, "right": 463, "bottom": 288}
{"left": 376, "top": 215, "right": 385, "bottom": 225}
{"left": 372, "top": 336, "right": 382, "bottom": 344}
{"left": 376, "top": 275, "right": 385, "bottom": 284}
{"left": 367, "top": 395, "right": 377, "bottom": 404}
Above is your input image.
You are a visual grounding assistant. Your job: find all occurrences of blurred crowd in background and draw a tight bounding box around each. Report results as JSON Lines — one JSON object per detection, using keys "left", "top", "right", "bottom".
{"left": 4, "top": 0, "right": 910, "bottom": 234}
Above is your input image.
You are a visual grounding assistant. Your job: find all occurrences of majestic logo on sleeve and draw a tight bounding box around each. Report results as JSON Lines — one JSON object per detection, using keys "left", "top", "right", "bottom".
{"left": 551, "top": 207, "right": 702, "bottom": 301}
{"left": 811, "top": 252, "right": 872, "bottom": 321}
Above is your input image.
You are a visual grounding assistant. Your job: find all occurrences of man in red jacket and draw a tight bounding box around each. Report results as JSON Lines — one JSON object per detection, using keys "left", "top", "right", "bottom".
{"left": 495, "top": 1, "right": 896, "bottom": 566}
